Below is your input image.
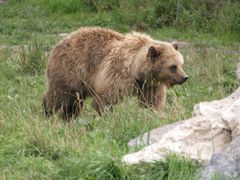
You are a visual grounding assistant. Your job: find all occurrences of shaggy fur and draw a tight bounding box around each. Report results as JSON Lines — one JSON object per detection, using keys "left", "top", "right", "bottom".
{"left": 43, "top": 27, "right": 188, "bottom": 119}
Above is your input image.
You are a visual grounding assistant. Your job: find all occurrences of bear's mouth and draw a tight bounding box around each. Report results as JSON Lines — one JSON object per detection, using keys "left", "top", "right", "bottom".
{"left": 173, "top": 79, "right": 183, "bottom": 84}
{"left": 171, "top": 77, "right": 188, "bottom": 85}
{"left": 166, "top": 79, "right": 184, "bottom": 86}
{"left": 162, "top": 76, "right": 188, "bottom": 87}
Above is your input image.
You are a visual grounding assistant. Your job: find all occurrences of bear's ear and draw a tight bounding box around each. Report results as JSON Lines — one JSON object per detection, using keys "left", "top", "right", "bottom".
{"left": 148, "top": 46, "right": 159, "bottom": 62}
{"left": 172, "top": 42, "right": 178, "bottom": 50}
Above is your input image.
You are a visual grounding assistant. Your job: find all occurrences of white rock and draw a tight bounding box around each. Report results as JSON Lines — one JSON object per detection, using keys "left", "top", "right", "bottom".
{"left": 123, "top": 115, "right": 232, "bottom": 164}
{"left": 128, "top": 120, "right": 184, "bottom": 148}
{"left": 192, "top": 87, "right": 240, "bottom": 118}
{"left": 123, "top": 80, "right": 240, "bottom": 165}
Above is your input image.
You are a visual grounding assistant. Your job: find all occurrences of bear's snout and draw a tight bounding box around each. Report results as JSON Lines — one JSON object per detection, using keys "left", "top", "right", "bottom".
{"left": 171, "top": 75, "right": 188, "bottom": 85}
{"left": 182, "top": 76, "right": 189, "bottom": 83}
{"left": 178, "top": 75, "right": 189, "bottom": 84}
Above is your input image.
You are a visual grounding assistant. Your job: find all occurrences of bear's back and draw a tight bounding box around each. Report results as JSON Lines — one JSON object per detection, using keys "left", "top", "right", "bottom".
{"left": 53, "top": 27, "right": 125, "bottom": 70}
{"left": 46, "top": 27, "right": 126, "bottom": 90}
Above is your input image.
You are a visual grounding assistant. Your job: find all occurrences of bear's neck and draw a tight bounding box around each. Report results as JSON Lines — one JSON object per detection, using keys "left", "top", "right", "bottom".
{"left": 128, "top": 46, "right": 151, "bottom": 78}
{"left": 116, "top": 35, "right": 152, "bottom": 80}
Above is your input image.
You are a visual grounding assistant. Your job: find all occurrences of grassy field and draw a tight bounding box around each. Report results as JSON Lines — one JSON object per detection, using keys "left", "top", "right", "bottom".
{"left": 0, "top": 0, "right": 239, "bottom": 179}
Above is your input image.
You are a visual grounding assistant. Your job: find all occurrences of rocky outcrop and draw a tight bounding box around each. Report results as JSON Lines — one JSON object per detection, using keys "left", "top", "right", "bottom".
{"left": 127, "top": 120, "right": 184, "bottom": 148}
{"left": 193, "top": 87, "right": 240, "bottom": 138}
{"left": 124, "top": 87, "right": 240, "bottom": 165}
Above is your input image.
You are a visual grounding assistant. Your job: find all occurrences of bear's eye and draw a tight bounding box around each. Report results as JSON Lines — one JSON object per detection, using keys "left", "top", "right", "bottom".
{"left": 170, "top": 65, "right": 177, "bottom": 72}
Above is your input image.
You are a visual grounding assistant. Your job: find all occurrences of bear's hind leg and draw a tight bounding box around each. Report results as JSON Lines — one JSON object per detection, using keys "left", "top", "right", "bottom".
{"left": 43, "top": 88, "right": 86, "bottom": 120}
{"left": 59, "top": 92, "right": 86, "bottom": 120}
{"left": 43, "top": 95, "right": 53, "bottom": 117}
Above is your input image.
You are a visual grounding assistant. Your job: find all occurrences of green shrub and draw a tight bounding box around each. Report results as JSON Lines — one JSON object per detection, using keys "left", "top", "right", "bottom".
{"left": 3, "top": 0, "right": 239, "bottom": 35}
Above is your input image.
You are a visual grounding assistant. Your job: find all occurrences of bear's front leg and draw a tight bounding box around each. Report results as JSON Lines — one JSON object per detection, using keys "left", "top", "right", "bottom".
{"left": 152, "top": 83, "right": 167, "bottom": 111}
{"left": 138, "top": 82, "right": 167, "bottom": 111}
{"left": 92, "top": 93, "right": 117, "bottom": 115}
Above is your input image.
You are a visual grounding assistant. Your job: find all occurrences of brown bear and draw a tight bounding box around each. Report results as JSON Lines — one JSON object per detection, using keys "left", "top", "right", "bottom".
{"left": 43, "top": 27, "right": 188, "bottom": 119}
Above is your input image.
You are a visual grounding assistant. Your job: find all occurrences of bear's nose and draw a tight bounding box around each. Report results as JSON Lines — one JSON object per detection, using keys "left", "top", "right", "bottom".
{"left": 183, "top": 76, "right": 189, "bottom": 82}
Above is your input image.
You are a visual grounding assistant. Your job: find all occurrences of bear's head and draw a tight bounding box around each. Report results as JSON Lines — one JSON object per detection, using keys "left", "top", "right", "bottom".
{"left": 146, "top": 42, "right": 188, "bottom": 86}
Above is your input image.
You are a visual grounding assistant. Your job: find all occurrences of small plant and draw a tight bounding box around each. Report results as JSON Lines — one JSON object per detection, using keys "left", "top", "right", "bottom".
{"left": 57, "top": 153, "right": 122, "bottom": 179}
{"left": 24, "top": 120, "right": 68, "bottom": 161}
{"left": 125, "top": 154, "right": 201, "bottom": 179}
{"left": 17, "top": 38, "right": 47, "bottom": 75}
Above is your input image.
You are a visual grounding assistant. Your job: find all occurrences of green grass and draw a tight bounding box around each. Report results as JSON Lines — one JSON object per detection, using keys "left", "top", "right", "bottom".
{"left": 0, "top": 0, "right": 240, "bottom": 179}
{"left": 0, "top": 0, "right": 240, "bottom": 45}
